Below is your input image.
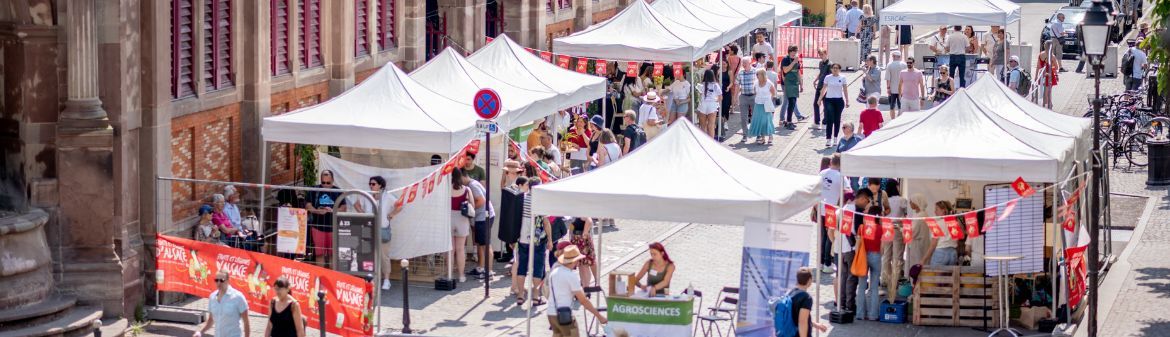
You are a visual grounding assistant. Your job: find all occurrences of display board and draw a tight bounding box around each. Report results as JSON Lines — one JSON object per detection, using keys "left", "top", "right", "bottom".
{"left": 984, "top": 184, "right": 1045, "bottom": 276}
{"left": 737, "top": 221, "right": 813, "bottom": 330}
{"left": 333, "top": 212, "right": 378, "bottom": 278}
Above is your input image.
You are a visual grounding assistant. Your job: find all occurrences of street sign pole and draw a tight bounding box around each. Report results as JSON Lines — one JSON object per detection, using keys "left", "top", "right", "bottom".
{"left": 473, "top": 88, "right": 502, "bottom": 299}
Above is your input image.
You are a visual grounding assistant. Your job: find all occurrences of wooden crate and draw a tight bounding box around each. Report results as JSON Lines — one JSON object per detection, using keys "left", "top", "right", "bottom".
{"left": 912, "top": 266, "right": 1000, "bottom": 327}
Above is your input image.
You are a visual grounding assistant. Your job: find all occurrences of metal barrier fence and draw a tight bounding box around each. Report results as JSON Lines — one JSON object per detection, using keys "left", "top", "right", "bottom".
{"left": 776, "top": 26, "right": 843, "bottom": 58}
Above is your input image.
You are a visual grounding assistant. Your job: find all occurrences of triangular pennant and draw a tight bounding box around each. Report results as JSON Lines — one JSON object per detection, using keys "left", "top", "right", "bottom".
{"left": 1012, "top": 176, "right": 1036, "bottom": 197}
{"left": 881, "top": 218, "right": 895, "bottom": 242}
{"left": 576, "top": 59, "right": 589, "bottom": 73}
{"left": 982, "top": 206, "right": 998, "bottom": 233}
{"left": 945, "top": 215, "right": 964, "bottom": 240}
{"left": 862, "top": 215, "right": 878, "bottom": 241}
{"left": 406, "top": 183, "right": 420, "bottom": 203}
{"left": 672, "top": 62, "right": 684, "bottom": 79}
{"left": 840, "top": 210, "right": 855, "bottom": 236}
{"left": 486, "top": 36, "right": 494, "bottom": 43}
{"left": 998, "top": 199, "right": 1019, "bottom": 222}
{"left": 901, "top": 219, "right": 913, "bottom": 244}
{"left": 425, "top": 173, "right": 437, "bottom": 193}
{"left": 394, "top": 190, "right": 406, "bottom": 208}
{"left": 652, "top": 62, "right": 664, "bottom": 77}
{"left": 626, "top": 61, "right": 639, "bottom": 77}
{"left": 417, "top": 176, "right": 430, "bottom": 198}
{"left": 540, "top": 51, "right": 553, "bottom": 62}
{"left": 925, "top": 217, "right": 944, "bottom": 238}
{"left": 965, "top": 212, "right": 981, "bottom": 238}
{"left": 595, "top": 60, "right": 608, "bottom": 75}
{"left": 557, "top": 55, "right": 571, "bottom": 69}
{"left": 823, "top": 204, "right": 839, "bottom": 230}
{"left": 441, "top": 160, "right": 456, "bottom": 175}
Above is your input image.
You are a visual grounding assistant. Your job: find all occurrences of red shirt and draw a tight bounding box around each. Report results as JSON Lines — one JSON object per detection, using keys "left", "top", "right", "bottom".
{"left": 566, "top": 126, "right": 591, "bottom": 148}
{"left": 859, "top": 108, "right": 884, "bottom": 137}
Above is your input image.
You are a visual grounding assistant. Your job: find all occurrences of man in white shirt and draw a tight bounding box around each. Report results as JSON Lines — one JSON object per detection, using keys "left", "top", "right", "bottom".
{"left": 1049, "top": 14, "right": 1066, "bottom": 70}
{"left": 1125, "top": 40, "right": 1148, "bottom": 91}
{"left": 549, "top": 109, "right": 571, "bottom": 141}
{"left": 752, "top": 33, "right": 775, "bottom": 62}
{"left": 546, "top": 245, "right": 607, "bottom": 336}
{"left": 195, "top": 272, "right": 250, "bottom": 337}
{"left": 929, "top": 26, "right": 950, "bottom": 71}
{"left": 945, "top": 25, "right": 970, "bottom": 88}
{"left": 819, "top": 154, "right": 847, "bottom": 274}
{"left": 832, "top": 187, "right": 870, "bottom": 312}
{"left": 834, "top": 2, "right": 848, "bottom": 32}
{"left": 884, "top": 51, "right": 907, "bottom": 119}
{"left": 845, "top": 0, "right": 863, "bottom": 38}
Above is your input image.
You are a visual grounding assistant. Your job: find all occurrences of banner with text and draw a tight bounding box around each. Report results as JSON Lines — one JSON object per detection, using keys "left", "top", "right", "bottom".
{"left": 738, "top": 221, "right": 813, "bottom": 331}
{"left": 155, "top": 235, "right": 375, "bottom": 337}
{"left": 606, "top": 296, "right": 694, "bottom": 337}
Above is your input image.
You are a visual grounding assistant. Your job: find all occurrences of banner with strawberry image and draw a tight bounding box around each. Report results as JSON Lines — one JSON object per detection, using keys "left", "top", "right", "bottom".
{"left": 595, "top": 60, "right": 608, "bottom": 75}
{"left": 862, "top": 215, "right": 878, "bottom": 241}
{"left": 900, "top": 219, "right": 913, "bottom": 244}
{"left": 880, "top": 218, "right": 895, "bottom": 242}
{"left": 925, "top": 217, "right": 944, "bottom": 238}
{"left": 823, "top": 204, "right": 838, "bottom": 229}
{"left": 840, "top": 210, "right": 854, "bottom": 236}
{"left": 964, "top": 212, "right": 980, "bottom": 238}
{"left": 1065, "top": 245, "right": 1088, "bottom": 307}
{"left": 945, "top": 215, "right": 964, "bottom": 240}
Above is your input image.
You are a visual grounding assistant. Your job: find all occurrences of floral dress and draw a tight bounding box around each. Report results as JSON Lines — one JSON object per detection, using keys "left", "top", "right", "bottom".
{"left": 858, "top": 15, "right": 877, "bottom": 62}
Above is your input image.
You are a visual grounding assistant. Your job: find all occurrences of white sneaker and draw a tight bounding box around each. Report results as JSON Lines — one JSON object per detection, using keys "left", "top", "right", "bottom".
{"left": 821, "top": 265, "right": 835, "bottom": 274}
{"left": 459, "top": 276, "right": 467, "bottom": 283}
{"left": 825, "top": 139, "right": 832, "bottom": 147}
{"left": 382, "top": 280, "right": 391, "bottom": 290}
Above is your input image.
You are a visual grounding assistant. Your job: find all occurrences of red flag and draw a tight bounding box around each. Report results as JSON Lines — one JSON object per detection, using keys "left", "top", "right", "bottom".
{"left": 925, "top": 217, "right": 944, "bottom": 238}
{"left": 1065, "top": 245, "right": 1089, "bottom": 307}
{"left": 595, "top": 60, "right": 608, "bottom": 75}
{"left": 1012, "top": 176, "right": 1036, "bottom": 197}
{"left": 672, "top": 62, "right": 684, "bottom": 78}
{"left": 394, "top": 191, "right": 406, "bottom": 208}
{"left": 486, "top": 36, "right": 494, "bottom": 43}
{"left": 557, "top": 55, "right": 571, "bottom": 68}
{"left": 823, "top": 204, "right": 839, "bottom": 229}
{"left": 881, "top": 218, "right": 895, "bottom": 242}
{"left": 998, "top": 199, "right": 1019, "bottom": 222}
{"left": 982, "top": 206, "right": 998, "bottom": 233}
{"left": 540, "top": 51, "right": 553, "bottom": 62}
{"left": 626, "top": 61, "right": 639, "bottom": 77}
{"left": 576, "top": 59, "right": 589, "bottom": 73}
{"left": 945, "top": 215, "right": 964, "bottom": 239}
{"left": 840, "top": 210, "right": 854, "bottom": 236}
{"left": 653, "top": 62, "right": 664, "bottom": 77}
{"left": 862, "top": 215, "right": 878, "bottom": 241}
{"left": 425, "top": 173, "right": 436, "bottom": 193}
{"left": 965, "top": 212, "right": 981, "bottom": 238}
{"left": 901, "top": 219, "right": 913, "bottom": 244}
{"left": 406, "top": 183, "right": 420, "bottom": 203}
{"left": 441, "top": 160, "right": 456, "bottom": 175}
{"left": 417, "top": 176, "right": 430, "bottom": 198}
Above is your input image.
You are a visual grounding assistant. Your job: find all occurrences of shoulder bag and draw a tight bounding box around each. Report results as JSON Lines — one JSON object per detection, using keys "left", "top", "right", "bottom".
{"left": 459, "top": 189, "right": 476, "bottom": 219}
{"left": 550, "top": 267, "right": 574, "bottom": 326}
{"left": 851, "top": 238, "right": 869, "bottom": 277}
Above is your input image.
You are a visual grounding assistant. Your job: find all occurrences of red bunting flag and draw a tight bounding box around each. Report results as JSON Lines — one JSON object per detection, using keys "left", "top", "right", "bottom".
{"left": 862, "top": 215, "right": 878, "bottom": 241}
{"left": 672, "top": 62, "right": 684, "bottom": 78}
{"left": 540, "top": 51, "right": 553, "bottom": 62}
{"left": 925, "top": 217, "right": 944, "bottom": 238}
{"left": 1060, "top": 182, "right": 1086, "bottom": 232}
{"left": 840, "top": 210, "right": 854, "bottom": 236}
{"left": 653, "top": 62, "right": 664, "bottom": 77}
{"left": 394, "top": 192, "right": 406, "bottom": 208}
{"left": 441, "top": 160, "right": 456, "bottom": 175}
{"left": 982, "top": 206, "right": 998, "bottom": 233}
{"left": 881, "top": 218, "right": 895, "bottom": 242}
{"left": 1012, "top": 176, "right": 1035, "bottom": 197}
{"left": 901, "top": 219, "right": 914, "bottom": 244}
{"left": 407, "top": 183, "right": 420, "bottom": 203}
{"left": 486, "top": 36, "right": 494, "bottom": 43}
{"left": 965, "top": 212, "right": 981, "bottom": 238}
{"left": 595, "top": 60, "right": 608, "bottom": 75}
{"left": 557, "top": 55, "right": 571, "bottom": 68}
{"left": 1066, "top": 245, "right": 1089, "bottom": 307}
{"left": 576, "top": 59, "right": 589, "bottom": 73}
{"left": 998, "top": 199, "right": 1019, "bottom": 222}
{"left": 425, "top": 173, "right": 437, "bottom": 193}
{"left": 626, "top": 61, "right": 639, "bottom": 77}
{"left": 823, "top": 204, "right": 839, "bottom": 229}
{"left": 945, "top": 215, "right": 964, "bottom": 239}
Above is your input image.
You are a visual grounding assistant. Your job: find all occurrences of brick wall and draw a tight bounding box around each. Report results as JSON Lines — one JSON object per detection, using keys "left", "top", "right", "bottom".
{"left": 169, "top": 103, "right": 243, "bottom": 221}
{"left": 546, "top": 19, "right": 574, "bottom": 50}
{"left": 268, "top": 81, "right": 329, "bottom": 185}
{"left": 355, "top": 68, "right": 379, "bottom": 84}
{"left": 591, "top": 8, "right": 617, "bottom": 23}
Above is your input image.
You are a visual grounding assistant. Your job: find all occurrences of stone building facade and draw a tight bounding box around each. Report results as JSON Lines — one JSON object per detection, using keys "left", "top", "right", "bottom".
{"left": 0, "top": 0, "right": 629, "bottom": 330}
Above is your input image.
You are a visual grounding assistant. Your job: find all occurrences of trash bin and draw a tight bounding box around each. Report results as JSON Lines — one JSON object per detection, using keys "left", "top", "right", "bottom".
{"left": 1147, "top": 139, "right": 1170, "bottom": 186}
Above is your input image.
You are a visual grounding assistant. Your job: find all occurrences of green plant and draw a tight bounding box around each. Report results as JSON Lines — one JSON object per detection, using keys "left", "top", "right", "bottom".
{"left": 1142, "top": 6, "right": 1170, "bottom": 114}
{"left": 127, "top": 320, "right": 150, "bottom": 337}
{"left": 296, "top": 144, "right": 318, "bottom": 186}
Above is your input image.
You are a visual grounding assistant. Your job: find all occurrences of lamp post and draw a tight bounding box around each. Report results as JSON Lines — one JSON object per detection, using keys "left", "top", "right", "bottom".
{"left": 1078, "top": 2, "right": 1110, "bottom": 336}
{"left": 401, "top": 259, "right": 412, "bottom": 334}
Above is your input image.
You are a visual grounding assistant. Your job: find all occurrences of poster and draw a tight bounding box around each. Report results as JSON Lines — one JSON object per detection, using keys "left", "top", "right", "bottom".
{"left": 1065, "top": 245, "right": 1088, "bottom": 307}
{"left": 155, "top": 235, "right": 375, "bottom": 337}
{"left": 606, "top": 297, "right": 694, "bottom": 337}
{"left": 737, "top": 221, "right": 813, "bottom": 331}
{"left": 276, "top": 207, "right": 308, "bottom": 254}
{"left": 334, "top": 212, "right": 378, "bottom": 276}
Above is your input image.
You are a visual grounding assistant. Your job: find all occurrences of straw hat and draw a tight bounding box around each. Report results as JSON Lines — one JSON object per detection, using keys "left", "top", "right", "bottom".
{"left": 503, "top": 159, "right": 523, "bottom": 173}
{"left": 558, "top": 245, "right": 587, "bottom": 265}
{"left": 642, "top": 91, "right": 661, "bottom": 103}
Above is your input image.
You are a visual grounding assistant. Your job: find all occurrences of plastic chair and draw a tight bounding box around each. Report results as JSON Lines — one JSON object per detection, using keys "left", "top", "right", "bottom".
{"left": 696, "top": 297, "right": 738, "bottom": 337}
{"left": 581, "top": 286, "right": 607, "bottom": 337}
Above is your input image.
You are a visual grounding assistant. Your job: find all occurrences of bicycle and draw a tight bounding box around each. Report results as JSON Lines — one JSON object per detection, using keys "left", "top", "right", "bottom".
{"left": 1097, "top": 108, "right": 1152, "bottom": 169}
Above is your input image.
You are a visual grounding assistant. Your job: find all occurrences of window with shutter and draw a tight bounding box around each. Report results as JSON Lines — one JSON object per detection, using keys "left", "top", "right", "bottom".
{"left": 271, "top": 0, "right": 291, "bottom": 76}
{"left": 377, "top": 0, "right": 395, "bottom": 51}
{"left": 355, "top": 0, "right": 369, "bottom": 57}
{"left": 171, "top": 0, "right": 196, "bottom": 99}
{"left": 299, "top": 0, "right": 323, "bottom": 69}
{"left": 203, "top": 0, "right": 233, "bottom": 92}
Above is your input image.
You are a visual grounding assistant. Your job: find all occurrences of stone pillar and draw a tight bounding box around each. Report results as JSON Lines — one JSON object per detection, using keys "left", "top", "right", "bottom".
{"left": 572, "top": 0, "right": 593, "bottom": 31}
{"left": 398, "top": 0, "right": 427, "bottom": 70}
{"left": 60, "top": 0, "right": 109, "bottom": 128}
{"left": 240, "top": 0, "right": 272, "bottom": 185}
{"left": 440, "top": 0, "right": 487, "bottom": 53}
{"left": 327, "top": 0, "right": 356, "bottom": 96}
{"left": 503, "top": 0, "right": 547, "bottom": 49}
{"left": 138, "top": 0, "right": 174, "bottom": 308}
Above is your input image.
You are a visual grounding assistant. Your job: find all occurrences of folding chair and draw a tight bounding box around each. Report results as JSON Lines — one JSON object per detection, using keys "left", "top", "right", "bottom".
{"left": 696, "top": 296, "right": 738, "bottom": 337}
{"left": 581, "top": 286, "right": 608, "bottom": 337}
{"left": 682, "top": 289, "right": 704, "bottom": 337}
{"left": 706, "top": 286, "right": 739, "bottom": 316}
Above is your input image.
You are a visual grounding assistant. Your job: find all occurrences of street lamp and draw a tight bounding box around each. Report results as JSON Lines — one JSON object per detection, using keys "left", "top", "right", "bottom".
{"left": 1077, "top": 2, "right": 1110, "bottom": 337}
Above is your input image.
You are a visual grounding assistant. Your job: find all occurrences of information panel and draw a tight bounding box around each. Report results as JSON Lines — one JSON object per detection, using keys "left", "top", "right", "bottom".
{"left": 333, "top": 212, "right": 378, "bottom": 278}
{"left": 984, "top": 184, "right": 1045, "bottom": 276}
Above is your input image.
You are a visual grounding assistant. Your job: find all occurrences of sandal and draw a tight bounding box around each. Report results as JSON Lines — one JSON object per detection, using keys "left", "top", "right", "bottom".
{"left": 516, "top": 295, "right": 526, "bottom": 306}
{"left": 531, "top": 297, "right": 546, "bottom": 306}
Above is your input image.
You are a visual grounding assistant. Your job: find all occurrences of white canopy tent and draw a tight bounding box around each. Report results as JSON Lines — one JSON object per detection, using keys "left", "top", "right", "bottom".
{"left": 877, "top": 0, "right": 1021, "bottom": 26}
{"left": 262, "top": 63, "right": 478, "bottom": 154}
{"left": 651, "top": 0, "right": 769, "bottom": 46}
{"left": 551, "top": 0, "right": 724, "bottom": 62}
{"left": 532, "top": 119, "right": 821, "bottom": 224}
{"left": 841, "top": 89, "right": 1076, "bottom": 183}
{"left": 965, "top": 76, "right": 1093, "bottom": 160}
{"left": 467, "top": 34, "right": 607, "bottom": 111}
{"left": 753, "top": 0, "right": 803, "bottom": 25}
{"left": 411, "top": 47, "right": 561, "bottom": 132}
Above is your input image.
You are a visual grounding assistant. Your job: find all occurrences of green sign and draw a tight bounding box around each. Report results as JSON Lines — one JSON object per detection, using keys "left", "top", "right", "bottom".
{"left": 607, "top": 297, "right": 694, "bottom": 326}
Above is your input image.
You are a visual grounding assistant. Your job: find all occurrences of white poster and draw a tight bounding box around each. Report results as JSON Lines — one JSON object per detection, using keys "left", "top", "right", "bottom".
{"left": 275, "top": 207, "right": 307, "bottom": 254}
{"left": 738, "top": 221, "right": 813, "bottom": 331}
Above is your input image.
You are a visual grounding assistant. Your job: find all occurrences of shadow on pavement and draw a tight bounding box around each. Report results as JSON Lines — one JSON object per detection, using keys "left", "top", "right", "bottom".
{"left": 1134, "top": 267, "right": 1170, "bottom": 299}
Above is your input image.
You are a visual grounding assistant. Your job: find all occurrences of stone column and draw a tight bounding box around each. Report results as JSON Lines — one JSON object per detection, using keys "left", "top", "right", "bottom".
{"left": 240, "top": 0, "right": 272, "bottom": 185}
{"left": 398, "top": 0, "right": 427, "bottom": 70}
{"left": 137, "top": 0, "right": 174, "bottom": 309}
{"left": 503, "top": 0, "right": 547, "bottom": 49}
{"left": 327, "top": 0, "right": 356, "bottom": 96}
{"left": 440, "top": 0, "right": 487, "bottom": 53}
{"left": 572, "top": 0, "right": 593, "bottom": 32}
{"left": 60, "top": 0, "right": 109, "bottom": 128}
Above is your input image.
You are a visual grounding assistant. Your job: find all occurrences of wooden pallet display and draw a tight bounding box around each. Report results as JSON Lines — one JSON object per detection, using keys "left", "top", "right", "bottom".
{"left": 912, "top": 265, "right": 1000, "bottom": 327}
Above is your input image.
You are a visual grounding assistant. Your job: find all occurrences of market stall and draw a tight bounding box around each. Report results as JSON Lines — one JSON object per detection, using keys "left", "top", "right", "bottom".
{"left": 879, "top": 0, "right": 1022, "bottom": 87}
{"left": 526, "top": 120, "right": 821, "bottom": 335}
{"left": 468, "top": 34, "right": 608, "bottom": 112}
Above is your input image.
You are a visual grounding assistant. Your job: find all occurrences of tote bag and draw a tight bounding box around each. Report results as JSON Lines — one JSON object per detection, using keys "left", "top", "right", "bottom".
{"left": 850, "top": 239, "right": 869, "bottom": 277}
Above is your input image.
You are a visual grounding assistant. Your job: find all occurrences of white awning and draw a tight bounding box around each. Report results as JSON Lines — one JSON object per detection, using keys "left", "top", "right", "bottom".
{"left": 964, "top": 76, "right": 1092, "bottom": 161}
{"left": 532, "top": 119, "right": 821, "bottom": 224}
{"left": 879, "top": 0, "right": 1021, "bottom": 26}
{"left": 468, "top": 35, "right": 607, "bottom": 110}
{"left": 551, "top": 0, "right": 724, "bottom": 62}
{"left": 753, "top": 0, "right": 803, "bottom": 25}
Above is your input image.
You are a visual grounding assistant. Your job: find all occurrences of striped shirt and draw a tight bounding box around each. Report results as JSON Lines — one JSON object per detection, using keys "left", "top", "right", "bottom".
{"left": 737, "top": 70, "right": 757, "bottom": 96}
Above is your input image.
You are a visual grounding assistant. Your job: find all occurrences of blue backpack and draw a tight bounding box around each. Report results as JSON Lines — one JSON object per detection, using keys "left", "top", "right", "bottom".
{"left": 770, "top": 289, "right": 800, "bottom": 337}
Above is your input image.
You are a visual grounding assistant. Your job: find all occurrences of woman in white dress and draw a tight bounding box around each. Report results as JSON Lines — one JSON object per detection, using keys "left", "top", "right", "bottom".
{"left": 697, "top": 69, "right": 722, "bottom": 137}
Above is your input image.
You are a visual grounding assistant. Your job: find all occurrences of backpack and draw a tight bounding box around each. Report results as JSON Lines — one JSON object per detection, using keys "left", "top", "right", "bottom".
{"left": 1121, "top": 49, "right": 1135, "bottom": 77}
{"left": 627, "top": 125, "right": 647, "bottom": 151}
{"left": 770, "top": 289, "right": 801, "bottom": 337}
{"left": 1003, "top": 67, "right": 1032, "bottom": 96}
{"left": 549, "top": 216, "right": 569, "bottom": 241}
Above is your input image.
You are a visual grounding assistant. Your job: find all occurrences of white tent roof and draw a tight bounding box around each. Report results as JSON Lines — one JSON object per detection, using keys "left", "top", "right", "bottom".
{"left": 467, "top": 35, "right": 607, "bottom": 110}
{"left": 879, "top": 0, "right": 1021, "bottom": 26}
{"left": 841, "top": 89, "right": 1076, "bottom": 182}
{"left": 551, "top": 0, "right": 724, "bottom": 62}
{"left": 964, "top": 76, "right": 1093, "bottom": 159}
{"left": 532, "top": 119, "right": 821, "bottom": 224}
{"left": 753, "top": 0, "right": 803, "bottom": 24}
{"left": 651, "top": 0, "right": 764, "bottom": 48}
{"left": 262, "top": 63, "right": 478, "bottom": 154}
{"left": 411, "top": 48, "right": 561, "bottom": 132}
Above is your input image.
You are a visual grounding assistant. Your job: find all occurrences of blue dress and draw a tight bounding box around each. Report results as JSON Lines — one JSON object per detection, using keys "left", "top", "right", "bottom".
{"left": 748, "top": 82, "right": 776, "bottom": 138}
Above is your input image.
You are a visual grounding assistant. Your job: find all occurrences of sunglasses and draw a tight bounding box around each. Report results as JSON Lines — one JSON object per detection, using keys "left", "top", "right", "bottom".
{"left": 369, "top": 182, "right": 378, "bottom": 187}
{"left": 215, "top": 278, "right": 227, "bottom": 283}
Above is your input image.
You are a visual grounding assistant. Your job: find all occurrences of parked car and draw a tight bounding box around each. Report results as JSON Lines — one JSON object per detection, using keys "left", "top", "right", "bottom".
{"left": 1079, "top": 0, "right": 1125, "bottom": 43}
{"left": 1042, "top": 6, "right": 1087, "bottom": 57}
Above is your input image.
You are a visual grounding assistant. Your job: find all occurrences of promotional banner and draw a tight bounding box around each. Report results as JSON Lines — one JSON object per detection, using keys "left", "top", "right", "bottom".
{"left": 606, "top": 296, "right": 694, "bottom": 337}
{"left": 738, "top": 221, "right": 813, "bottom": 332}
{"left": 595, "top": 60, "right": 608, "bottom": 76}
{"left": 1065, "top": 245, "right": 1088, "bottom": 307}
{"left": 276, "top": 207, "right": 308, "bottom": 254}
{"left": 156, "top": 235, "right": 375, "bottom": 337}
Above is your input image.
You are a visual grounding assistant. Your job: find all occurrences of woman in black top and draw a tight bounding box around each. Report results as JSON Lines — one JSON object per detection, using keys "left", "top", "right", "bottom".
{"left": 266, "top": 277, "right": 305, "bottom": 337}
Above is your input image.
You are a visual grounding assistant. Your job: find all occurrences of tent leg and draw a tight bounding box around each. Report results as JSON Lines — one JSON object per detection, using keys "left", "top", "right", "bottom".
{"left": 815, "top": 202, "right": 824, "bottom": 337}
{"left": 524, "top": 213, "right": 537, "bottom": 337}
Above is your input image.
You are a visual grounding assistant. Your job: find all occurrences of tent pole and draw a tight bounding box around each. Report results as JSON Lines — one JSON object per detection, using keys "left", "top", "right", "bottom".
{"left": 815, "top": 202, "right": 824, "bottom": 337}
{"left": 258, "top": 139, "right": 267, "bottom": 239}
{"left": 836, "top": 174, "right": 845, "bottom": 312}
{"left": 690, "top": 62, "right": 697, "bottom": 123}
{"left": 524, "top": 213, "right": 537, "bottom": 337}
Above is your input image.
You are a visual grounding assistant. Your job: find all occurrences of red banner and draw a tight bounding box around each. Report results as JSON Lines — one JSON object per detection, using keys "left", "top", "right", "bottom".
{"left": 1012, "top": 176, "right": 1036, "bottom": 197}
{"left": 982, "top": 206, "right": 998, "bottom": 233}
{"left": 595, "top": 60, "right": 608, "bottom": 75}
{"left": 964, "top": 212, "right": 980, "bottom": 238}
{"left": 925, "top": 217, "right": 944, "bottom": 238}
{"left": 540, "top": 51, "right": 553, "bottom": 62}
{"left": 880, "top": 218, "right": 895, "bottom": 242}
{"left": 155, "top": 235, "right": 375, "bottom": 337}
{"left": 945, "top": 215, "right": 963, "bottom": 239}
{"left": 1065, "top": 245, "right": 1088, "bottom": 307}
{"left": 862, "top": 215, "right": 878, "bottom": 241}
{"left": 823, "top": 204, "right": 838, "bottom": 230}
{"left": 653, "top": 62, "right": 664, "bottom": 77}
{"left": 672, "top": 62, "right": 684, "bottom": 79}
{"left": 576, "top": 59, "right": 589, "bottom": 73}
{"left": 626, "top": 61, "right": 639, "bottom": 77}
{"left": 557, "top": 55, "right": 571, "bottom": 69}
{"left": 901, "top": 219, "right": 913, "bottom": 244}
{"left": 840, "top": 210, "right": 854, "bottom": 236}
{"left": 999, "top": 199, "right": 1018, "bottom": 222}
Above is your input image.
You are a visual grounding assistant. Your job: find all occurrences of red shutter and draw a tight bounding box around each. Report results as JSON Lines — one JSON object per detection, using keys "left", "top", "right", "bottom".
{"left": 171, "top": 0, "right": 195, "bottom": 99}
{"left": 203, "top": 0, "right": 233, "bottom": 91}
{"left": 355, "top": 0, "right": 369, "bottom": 57}
{"left": 300, "top": 0, "right": 323, "bottom": 69}
{"left": 271, "top": 0, "right": 291, "bottom": 76}
{"left": 377, "top": 0, "right": 395, "bottom": 51}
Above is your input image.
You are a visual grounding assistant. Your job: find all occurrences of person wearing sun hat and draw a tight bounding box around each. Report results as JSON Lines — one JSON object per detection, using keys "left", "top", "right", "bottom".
{"left": 545, "top": 245, "right": 607, "bottom": 336}
{"left": 637, "top": 91, "right": 662, "bottom": 127}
